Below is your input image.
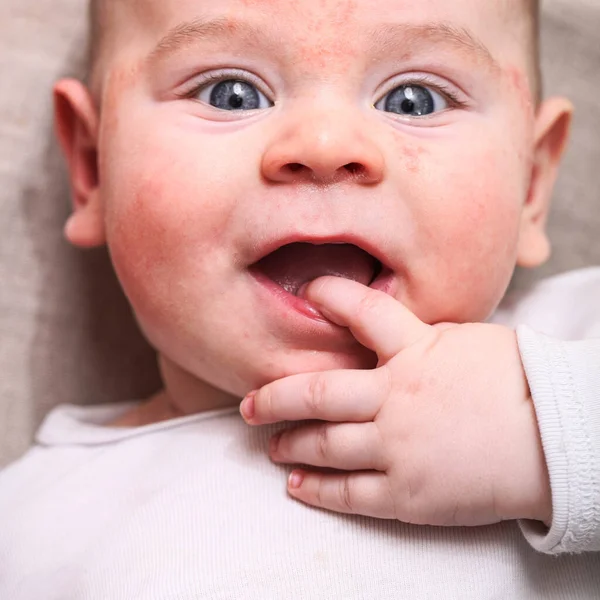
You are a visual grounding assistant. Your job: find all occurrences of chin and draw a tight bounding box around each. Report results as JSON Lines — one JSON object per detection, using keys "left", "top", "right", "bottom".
{"left": 250, "top": 344, "right": 378, "bottom": 387}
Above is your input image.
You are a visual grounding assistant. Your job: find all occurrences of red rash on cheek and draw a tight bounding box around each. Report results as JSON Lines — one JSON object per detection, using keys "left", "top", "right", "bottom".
{"left": 108, "top": 172, "right": 230, "bottom": 292}
{"left": 404, "top": 142, "right": 523, "bottom": 323}
{"left": 107, "top": 175, "right": 208, "bottom": 325}
{"left": 393, "top": 137, "right": 427, "bottom": 174}
{"left": 109, "top": 179, "right": 171, "bottom": 280}
{"left": 402, "top": 144, "right": 427, "bottom": 174}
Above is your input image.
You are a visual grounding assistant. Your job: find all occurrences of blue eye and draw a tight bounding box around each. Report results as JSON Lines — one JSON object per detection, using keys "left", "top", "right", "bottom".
{"left": 195, "top": 79, "right": 272, "bottom": 111}
{"left": 376, "top": 84, "right": 449, "bottom": 117}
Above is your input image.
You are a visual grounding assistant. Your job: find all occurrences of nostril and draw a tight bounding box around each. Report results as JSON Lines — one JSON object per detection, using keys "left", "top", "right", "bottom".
{"left": 344, "top": 163, "right": 365, "bottom": 175}
{"left": 281, "top": 162, "right": 366, "bottom": 179}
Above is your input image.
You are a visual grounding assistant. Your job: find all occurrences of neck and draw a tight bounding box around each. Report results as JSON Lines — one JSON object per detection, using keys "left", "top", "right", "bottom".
{"left": 110, "top": 355, "right": 240, "bottom": 427}
{"left": 158, "top": 354, "right": 240, "bottom": 416}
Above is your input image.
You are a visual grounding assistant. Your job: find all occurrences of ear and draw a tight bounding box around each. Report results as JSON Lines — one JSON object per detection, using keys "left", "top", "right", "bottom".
{"left": 516, "top": 97, "right": 574, "bottom": 268}
{"left": 54, "top": 79, "right": 106, "bottom": 248}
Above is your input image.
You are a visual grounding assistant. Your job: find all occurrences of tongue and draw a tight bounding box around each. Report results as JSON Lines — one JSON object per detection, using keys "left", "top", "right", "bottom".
{"left": 255, "top": 243, "right": 378, "bottom": 296}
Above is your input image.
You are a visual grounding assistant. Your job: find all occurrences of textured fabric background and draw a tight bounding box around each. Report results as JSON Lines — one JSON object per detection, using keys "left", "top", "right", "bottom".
{"left": 1, "top": 0, "right": 599, "bottom": 467}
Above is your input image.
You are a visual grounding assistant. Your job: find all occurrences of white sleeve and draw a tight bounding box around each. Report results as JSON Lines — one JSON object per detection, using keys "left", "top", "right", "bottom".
{"left": 516, "top": 325, "right": 600, "bottom": 554}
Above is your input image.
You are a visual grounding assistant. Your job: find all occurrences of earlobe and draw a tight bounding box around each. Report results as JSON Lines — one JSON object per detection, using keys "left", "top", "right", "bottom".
{"left": 517, "top": 97, "right": 573, "bottom": 269}
{"left": 54, "top": 79, "right": 106, "bottom": 248}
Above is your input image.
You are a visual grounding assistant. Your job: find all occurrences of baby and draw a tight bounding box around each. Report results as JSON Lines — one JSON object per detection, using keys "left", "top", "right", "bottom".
{"left": 1, "top": 0, "right": 599, "bottom": 598}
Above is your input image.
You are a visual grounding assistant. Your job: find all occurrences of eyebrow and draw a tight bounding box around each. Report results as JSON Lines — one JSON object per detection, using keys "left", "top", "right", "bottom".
{"left": 148, "top": 17, "right": 500, "bottom": 74}
{"left": 369, "top": 22, "right": 500, "bottom": 73}
{"left": 148, "top": 17, "right": 266, "bottom": 64}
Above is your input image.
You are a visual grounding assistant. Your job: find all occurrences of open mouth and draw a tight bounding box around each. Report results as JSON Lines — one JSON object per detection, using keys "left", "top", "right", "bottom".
{"left": 250, "top": 242, "right": 384, "bottom": 297}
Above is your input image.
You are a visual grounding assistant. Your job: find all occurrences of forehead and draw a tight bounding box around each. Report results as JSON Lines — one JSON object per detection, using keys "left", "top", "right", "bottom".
{"left": 94, "top": 0, "right": 531, "bottom": 93}
{"left": 127, "top": 0, "right": 519, "bottom": 23}
{"left": 113, "top": 0, "right": 525, "bottom": 52}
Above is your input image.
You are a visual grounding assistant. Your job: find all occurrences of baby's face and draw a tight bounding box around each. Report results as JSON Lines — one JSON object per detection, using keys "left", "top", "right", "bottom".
{"left": 93, "top": 0, "right": 542, "bottom": 394}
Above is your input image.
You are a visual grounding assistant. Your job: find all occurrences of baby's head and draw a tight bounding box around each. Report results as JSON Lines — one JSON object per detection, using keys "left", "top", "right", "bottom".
{"left": 54, "top": 0, "right": 572, "bottom": 399}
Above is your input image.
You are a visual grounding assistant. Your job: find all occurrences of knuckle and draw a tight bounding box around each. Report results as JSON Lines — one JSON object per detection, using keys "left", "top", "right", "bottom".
{"left": 373, "top": 422, "right": 390, "bottom": 471}
{"left": 316, "top": 424, "right": 329, "bottom": 461}
{"left": 315, "top": 478, "right": 324, "bottom": 507}
{"left": 339, "top": 476, "right": 354, "bottom": 513}
{"left": 386, "top": 478, "right": 399, "bottom": 521}
{"left": 306, "top": 375, "right": 327, "bottom": 414}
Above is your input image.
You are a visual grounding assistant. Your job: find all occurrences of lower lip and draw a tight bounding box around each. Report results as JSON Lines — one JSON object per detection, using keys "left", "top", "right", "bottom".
{"left": 249, "top": 267, "right": 396, "bottom": 322}
{"left": 249, "top": 269, "right": 329, "bottom": 322}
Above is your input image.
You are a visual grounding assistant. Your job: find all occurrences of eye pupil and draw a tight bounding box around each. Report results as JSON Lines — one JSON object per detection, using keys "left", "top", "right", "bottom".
{"left": 401, "top": 99, "right": 415, "bottom": 113}
{"left": 229, "top": 94, "right": 244, "bottom": 109}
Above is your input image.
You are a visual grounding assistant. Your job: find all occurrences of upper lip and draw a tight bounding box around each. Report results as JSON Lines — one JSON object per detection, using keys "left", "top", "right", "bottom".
{"left": 248, "top": 232, "right": 392, "bottom": 272}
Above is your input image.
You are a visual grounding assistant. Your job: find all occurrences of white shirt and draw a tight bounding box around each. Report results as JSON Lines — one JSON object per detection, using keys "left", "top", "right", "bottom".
{"left": 1, "top": 268, "right": 599, "bottom": 600}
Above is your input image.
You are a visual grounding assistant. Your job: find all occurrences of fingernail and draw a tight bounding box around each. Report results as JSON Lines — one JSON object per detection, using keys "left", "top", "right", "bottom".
{"left": 298, "top": 282, "right": 311, "bottom": 298}
{"left": 240, "top": 391, "right": 256, "bottom": 421}
{"left": 297, "top": 283, "right": 327, "bottom": 320}
{"left": 288, "top": 470, "right": 305, "bottom": 490}
{"left": 269, "top": 433, "right": 282, "bottom": 457}
{"left": 304, "top": 303, "right": 327, "bottom": 320}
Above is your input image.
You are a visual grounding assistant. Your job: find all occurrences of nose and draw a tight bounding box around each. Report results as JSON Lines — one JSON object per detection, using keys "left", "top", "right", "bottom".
{"left": 261, "top": 107, "right": 385, "bottom": 185}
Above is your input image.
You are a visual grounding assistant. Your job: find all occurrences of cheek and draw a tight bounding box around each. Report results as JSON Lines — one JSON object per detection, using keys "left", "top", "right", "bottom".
{"left": 403, "top": 141, "right": 527, "bottom": 322}
{"left": 393, "top": 139, "right": 426, "bottom": 174}
{"left": 432, "top": 170, "right": 521, "bottom": 264}
{"left": 102, "top": 144, "right": 235, "bottom": 322}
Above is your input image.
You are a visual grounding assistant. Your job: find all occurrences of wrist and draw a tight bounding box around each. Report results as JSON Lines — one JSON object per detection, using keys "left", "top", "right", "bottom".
{"left": 523, "top": 393, "right": 553, "bottom": 525}
{"left": 499, "top": 387, "right": 553, "bottom": 524}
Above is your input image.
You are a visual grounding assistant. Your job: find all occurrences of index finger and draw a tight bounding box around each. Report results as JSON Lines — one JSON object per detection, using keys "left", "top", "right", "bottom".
{"left": 305, "top": 277, "right": 431, "bottom": 361}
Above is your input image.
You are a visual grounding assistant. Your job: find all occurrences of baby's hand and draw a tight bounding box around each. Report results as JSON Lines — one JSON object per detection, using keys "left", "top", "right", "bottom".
{"left": 240, "top": 277, "right": 552, "bottom": 527}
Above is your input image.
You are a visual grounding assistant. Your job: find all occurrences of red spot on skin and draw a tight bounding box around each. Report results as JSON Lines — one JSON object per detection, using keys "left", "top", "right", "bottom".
{"left": 504, "top": 66, "right": 534, "bottom": 115}
{"left": 237, "top": 0, "right": 360, "bottom": 71}
{"left": 238, "top": 0, "right": 278, "bottom": 5}
{"left": 393, "top": 138, "right": 427, "bottom": 174}
{"left": 104, "top": 62, "right": 142, "bottom": 106}
{"left": 100, "top": 60, "right": 144, "bottom": 134}
{"left": 90, "top": 0, "right": 541, "bottom": 410}
{"left": 402, "top": 144, "right": 427, "bottom": 173}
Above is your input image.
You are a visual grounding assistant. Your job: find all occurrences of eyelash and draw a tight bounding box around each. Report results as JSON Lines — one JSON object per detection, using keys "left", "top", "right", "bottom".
{"left": 177, "top": 69, "right": 272, "bottom": 102}
{"left": 177, "top": 69, "right": 467, "bottom": 111}
{"left": 377, "top": 74, "right": 467, "bottom": 110}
